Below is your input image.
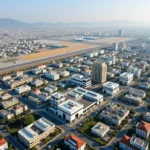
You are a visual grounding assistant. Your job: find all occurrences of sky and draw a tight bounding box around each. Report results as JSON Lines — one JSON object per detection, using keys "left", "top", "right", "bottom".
{"left": 0, "top": 0, "right": 150, "bottom": 23}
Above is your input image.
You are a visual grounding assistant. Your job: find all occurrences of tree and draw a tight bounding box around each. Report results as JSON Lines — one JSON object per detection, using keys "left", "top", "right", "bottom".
{"left": 8, "top": 144, "right": 13, "bottom": 150}
{"left": 130, "top": 109, "right": 136, "bottom": 115}
{"left": 30, "top": 146, "right": 37, "bottom": 150}
{"left": 0, "top": 119, "right": 6, "bottom": 125}
{"left": 0, "top": 133, "right": 3, "bottom": 140}
{"left": 24, "top": 114, "right": 35, "bottom": 125}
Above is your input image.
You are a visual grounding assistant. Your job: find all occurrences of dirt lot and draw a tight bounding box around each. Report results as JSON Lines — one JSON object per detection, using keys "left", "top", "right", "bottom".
{"left": 21, "top": 43, "right": 93, "bottom": 60}
{"left": 0, "top": 57, "right": 19, "bottom": 63}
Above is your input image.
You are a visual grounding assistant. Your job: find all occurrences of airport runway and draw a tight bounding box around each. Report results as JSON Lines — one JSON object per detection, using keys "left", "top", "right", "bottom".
{"left": 0, "top": 44, "right": 108, "bottom": 75}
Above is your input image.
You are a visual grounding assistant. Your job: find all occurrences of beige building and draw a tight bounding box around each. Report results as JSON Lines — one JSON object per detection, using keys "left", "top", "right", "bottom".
{"left": 92, "top": 62, "right": 107, "bottom": 84}
{"left": 18, "top": 117, "right": 55, "bottom": 148}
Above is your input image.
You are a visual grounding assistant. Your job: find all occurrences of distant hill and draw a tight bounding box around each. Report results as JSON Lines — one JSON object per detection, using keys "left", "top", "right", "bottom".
{"left": 0, "top": 18, "right": 29, "bottom": 28}
{"left": 0, "top": 18, "right": 149, "bottom": 28}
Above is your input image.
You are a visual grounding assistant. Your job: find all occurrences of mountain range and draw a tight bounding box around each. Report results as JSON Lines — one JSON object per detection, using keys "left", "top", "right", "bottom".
{"left": 0, "top": 18, "right": 149, "bottom": 28}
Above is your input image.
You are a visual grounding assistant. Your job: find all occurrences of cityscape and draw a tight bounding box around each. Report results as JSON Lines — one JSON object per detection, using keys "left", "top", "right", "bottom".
{"left": 1, "top": 0, "right": 150, "bottom": 150}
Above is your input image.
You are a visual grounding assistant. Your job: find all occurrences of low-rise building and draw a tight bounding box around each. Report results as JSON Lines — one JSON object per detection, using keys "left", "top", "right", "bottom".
{"left": 0, "top": 75, "right": 11, "bottom": 81}
{"left": 4, "top": 75, "right": 33, "bottom": 89}
{"left": 69, "top": 74, "right": 91, "bottom": 88}
{"left": 102, "top": 81, "right": 120, "bottom": 96}
{"left": 64, "top": 58, "right": 74, "bottom": 64}
{"left": 28, "top": 96, "right": 42, "bottom": 106}
{"left": 143, "top": 112, "right": 150, "bottom": 122}
{"left": 119, "top": 135, "right": 149, "bottom": 150}
{"left": 120, "top": 72, "right": 133, "bottom": 85}
{"left": 129, "top": 88, "right": 146, "bottom": 98}
{"left": 107, "top": 72, "right": 115, "bottom": 79}
{"left": 127, "top": 65, "right": 142, "bottom": 77}
{"left": 11, "top": 104, "right": 28, "bottom": 116}
{"left": 31, "top": 68, "right": 42, "bottom": 75}
{"left": 1, "top": 98, "right": 19, "bottom": 109}
{"left": 32, "top": 89, "right": 50, "bottom": 102}
{"left": 15, "top": 85, "right": 31, "bottom": 94}
{"left": 0, "top": 109, "right": 14, "bottom": 120}
{"left": 44, "top": 85, "right": 57, "bottom": 94}
{"left": 52, "top": 62, "right": 63, "bottom": 68}
{"left": 100, "top": 104, "right": 129, "bottom": 126}
{"left": 38, "top": 64, "right": 46, "bottom": 69}
{"left": 64, "top": 134, "right": 86, "bottom": 150}
{"left": 67, "top": 67, "right": 81, "bottom": 73}
{"left": 120, "top": 94, "right": 143, "bottom": 106}
{"left": 15, "top": 71, "right": 23, "bottom": 77}
{"left": 0, "top": 89, "right": 11, "bottom": 100}
{"left": 58, "top": 99, "right": 84, "bottom": 123}
{"left": 0, "top": 138, "right": 8, "bottom": 150}
{"left": 81, "top": 68, "right": 91, "bottom": 77}
{"left": 136, "top": 121, "right": 150, "bottom": 139}
{"left": 31, "top": 79, "right": 44, "bottom": 87}
{"left": 69, "top": 87, "right": 103, "bottom": 104}
{"left": 59, "top": 70, "right": 70, "bottom": 77}
{"left": 139, "top": 82, "right": 150, "bottom": 90}
{"left": 121, "top": 61, "right": 129, "bottom": 68}
{"left": 50, "top": 92, "right": 66, "bottom": 109}
{"left": 84, "top": 52, "right": 95, "bottom": 58}
{"left": 45, "top": 71, "right": 60, "bottom": 81}
{"left": 91, "top": 122, "right": 110, "bottom": 138}
{"left": 18, "top": 117, "right": 55, "bottom": 148}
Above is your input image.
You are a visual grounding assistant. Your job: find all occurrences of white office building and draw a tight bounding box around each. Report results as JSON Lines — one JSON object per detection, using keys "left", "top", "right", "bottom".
{"left": 58, "top": 99, "right": 84, "bottom": 123}
{"left": 102, "top": 81, "right": 120, "bottom": 96}
{"left": 91, "top": 122, "right": 110, "bottom": 138}
{"left": 15, "top": 85, "right": 31, "bottom": 94}
{"left": 69, "top": 74, "right": 91, "bottom": 88}
{"left": 45, "top": 71, "right": 60, "bottom": 81}
{"left": 120, "top": 72, "right": 133, "bottom": 85}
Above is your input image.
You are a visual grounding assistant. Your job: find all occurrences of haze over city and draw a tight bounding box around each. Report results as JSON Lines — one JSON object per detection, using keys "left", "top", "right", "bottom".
{"left": 1, "top": 0, "right": 150, "bottom": 23}
{"left": 0, "top": 1, "right": 150, "bottom": 150}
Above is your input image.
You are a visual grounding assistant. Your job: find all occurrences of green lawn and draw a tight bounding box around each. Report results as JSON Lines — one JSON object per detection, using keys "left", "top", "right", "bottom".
{"left": 78, "top": 119, "right": 106, "bottom": 146}
{"left": 6, "top": 113, "right": 40, "bottom": 136}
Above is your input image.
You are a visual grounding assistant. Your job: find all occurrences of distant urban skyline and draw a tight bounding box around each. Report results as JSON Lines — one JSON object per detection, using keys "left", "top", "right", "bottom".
{"left": 1, "top": 0, "right": 150, "bottom": 23}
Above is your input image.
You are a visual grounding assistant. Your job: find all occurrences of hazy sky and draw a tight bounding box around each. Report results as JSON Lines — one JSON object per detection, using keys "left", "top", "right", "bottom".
{"left": 1, "top": 0, "right": 150, "bottom": 23}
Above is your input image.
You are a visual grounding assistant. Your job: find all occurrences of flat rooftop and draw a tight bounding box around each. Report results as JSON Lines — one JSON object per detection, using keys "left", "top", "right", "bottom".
{"left": 51, "top": 92, "right": 64, "bottom": 98}
{"left": 18, "top": 117, "right": 55, "bottom": 142}
{"left": 78, "top": 98, "right": 95, "bottom": 109}
{"left": 125, "top": 94, "right": 142, "bottom": 101}
{"left": 58, "top": 99, "right": 83, "bottom": 115}
{"left": 103, "top": 81, "right": 119, "bottom": 89}
{"left": 120, "top": 72, "right": 133, "bottom": 78}
{"left": 92, "top": 122, "right": 110, "bottom": 136}
{"left": 131, "top": 136, "right": 148, "bottom": 148}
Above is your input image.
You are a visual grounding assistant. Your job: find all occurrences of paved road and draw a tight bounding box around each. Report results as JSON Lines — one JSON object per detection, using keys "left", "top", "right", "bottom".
{"left": 0, "top": 126, "right": 26, "bottom": 150}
